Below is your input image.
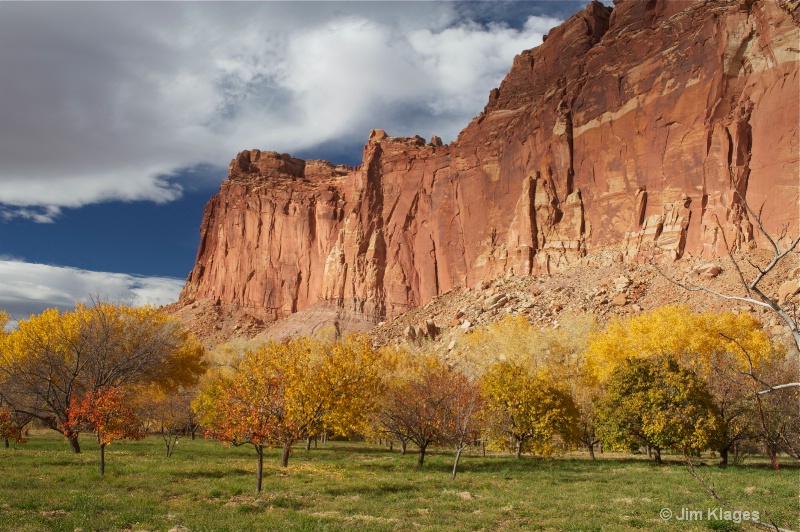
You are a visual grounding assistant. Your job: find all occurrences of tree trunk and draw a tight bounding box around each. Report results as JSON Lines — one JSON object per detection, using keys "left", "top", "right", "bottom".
{"left": 515, "top": 439, "right": 522, "bottom": 459}
{"left": 99, "top": 443, "right": 106, "bottom": 476}
{"left": 401, "top": 439, "right": 407, "bottom": 455}
{"left": 281, "top": 442, "right": 291, "bottom": 467}
{"left": 389, "top": 440, "right": 393, "bottom": 451}
{"left": 256, "top": 446, "right": 263, "bottom": 493}
{"left": 68, "top": 433, "right": 81, "bottom": 454}
{"left": 653, "top": 447, "right": 662, "bottom": 465}
{"left": 482, "top": 440, "right": 486, "bottom": 457}
{"left": 4, "top": 438, "right": 8, "bottom": 448}
{"left": 452, "top": 447, "right": 465, "bottom": 480}
{"left": 587, "top": 442, "right": 595, "bottom": 460}
{"left": 417, "top": 444, "right": 427, "bottom": 467}
{"left": 305, "top": 437, "right": 311, "bottom": 451}
{"left": 719, "top": 445, "right": 730, "bottom": 466}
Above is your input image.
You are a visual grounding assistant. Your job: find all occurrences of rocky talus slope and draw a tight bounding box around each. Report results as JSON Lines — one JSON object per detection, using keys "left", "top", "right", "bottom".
{"left": 170, "top": 0, "right": 799, "bottom": 344}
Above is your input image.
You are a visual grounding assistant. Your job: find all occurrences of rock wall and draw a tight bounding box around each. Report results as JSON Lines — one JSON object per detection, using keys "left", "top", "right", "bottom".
{"left": 178, "top": 0, "right": 799, "bottom": 328}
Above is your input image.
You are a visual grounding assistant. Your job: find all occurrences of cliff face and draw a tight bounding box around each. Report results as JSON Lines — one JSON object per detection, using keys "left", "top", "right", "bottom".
{"left": 177, "top": 0, "right": 799, "bottom": 330}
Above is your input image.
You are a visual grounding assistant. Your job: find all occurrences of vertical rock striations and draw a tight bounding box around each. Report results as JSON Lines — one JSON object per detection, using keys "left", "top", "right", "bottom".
{"left": 178, "top": 0, "right": 799, "bottom": 332}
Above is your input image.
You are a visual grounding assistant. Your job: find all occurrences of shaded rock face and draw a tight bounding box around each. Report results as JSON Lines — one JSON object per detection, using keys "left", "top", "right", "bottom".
{"left": 178, "top": 0, "right": 799, "bottom": 331}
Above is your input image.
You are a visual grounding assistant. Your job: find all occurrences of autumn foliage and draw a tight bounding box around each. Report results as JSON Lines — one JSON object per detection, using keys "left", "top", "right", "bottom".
{"left": 194, "top": 335, "right": 385, "bottom": 491}
{"left": 482, "top": 361, "right": 579, "bottom": 458}
{"left": 65, "top": 387, "right": 146, "bottom": 475}
{"left": 593, "top": 356, "right": 725, "bottom": 463}
{"left": 0, "top": 403, "right": 29, "bottom": 447}
{"left": 0, "top": 302, "right": 207, "bottom": 454}
{"left": 586, "top": 305, "right": 784, "bottom": 463}
{"left": 0, "top": 300, "right": 791, "bottom": 488}
{"left": 360, "top": 350, "right": 486, "bottom": 480}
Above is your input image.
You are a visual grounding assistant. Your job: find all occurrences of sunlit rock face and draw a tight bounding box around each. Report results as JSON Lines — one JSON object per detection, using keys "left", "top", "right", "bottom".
{"left": 177, "top": 0, "right": 799, "bottom": 329}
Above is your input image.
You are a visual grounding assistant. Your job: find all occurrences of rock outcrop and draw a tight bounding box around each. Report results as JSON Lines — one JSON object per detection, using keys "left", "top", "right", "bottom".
{"left": 176, "top": 0, "right": 799, "bottom": 338}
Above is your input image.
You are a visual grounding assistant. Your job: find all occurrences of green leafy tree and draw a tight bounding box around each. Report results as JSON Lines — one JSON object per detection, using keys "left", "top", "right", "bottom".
{"left": 594, "top": 356, "right": 725, "bottom": 463}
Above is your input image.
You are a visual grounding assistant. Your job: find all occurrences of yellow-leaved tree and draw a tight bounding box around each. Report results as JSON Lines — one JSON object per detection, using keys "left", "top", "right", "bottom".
{"left": 481, "top": 361, "right": 580, "bottom": 458}
{"left": 456, "top": 314, "right": 598, "bottom": 456}
{"left": 281, "top": 335, "right": 386, "bottom": 449}
{"left": 195, "top": 334, "right": 385, "bottom": 478}
{"left": 586, "top": 305, "right": 777, "bottom": 464}
{"left": 0, "top": 303, "right": 207, "bottom": 453}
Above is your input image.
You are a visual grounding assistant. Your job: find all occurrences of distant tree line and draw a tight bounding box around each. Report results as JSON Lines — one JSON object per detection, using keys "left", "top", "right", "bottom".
{"left": 0, "top": 302, "right": 796, "bottom": 491}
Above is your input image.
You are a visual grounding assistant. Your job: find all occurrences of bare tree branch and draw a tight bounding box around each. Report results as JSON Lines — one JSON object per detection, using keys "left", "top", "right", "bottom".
{"left": 652, "top": 191, "right": 800, "bottom": 354}
{"left": 757, "top": 382, "right": 800, "bottom": 394}
{"left": 719, "top": 333, "right": 777, "bottom": 393}
{"left": 685, "top": 458, "right": 793, "bottom": 532}
{"left": 714, "top": 212, "right": 754, "bottom": 298}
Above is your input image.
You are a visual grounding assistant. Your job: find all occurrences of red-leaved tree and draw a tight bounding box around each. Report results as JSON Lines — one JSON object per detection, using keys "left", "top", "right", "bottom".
{"left": 65, "top": 387, "right": 145, "bottom": 475}
{"left": 374, "top": 355, "right": 484, "bottom": 470}
{"left": 441, "top": 371, "right": 485, "bottom": 480}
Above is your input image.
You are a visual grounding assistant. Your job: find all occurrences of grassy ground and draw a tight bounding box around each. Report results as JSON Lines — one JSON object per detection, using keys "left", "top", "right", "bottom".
{"left": 0, "top": 431, "right": 796, "bottom": 532}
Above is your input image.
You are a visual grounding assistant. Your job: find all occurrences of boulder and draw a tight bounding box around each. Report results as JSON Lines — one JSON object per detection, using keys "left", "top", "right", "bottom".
{"left": 611, "top": 294, "right": 628, "bottom": 307}
{"left": 488, "top": 295, "right": 510, "bottom": 310}
{"left": 423, "top": 319, "right": 439, "bottom": 337}
{"left": 778, "top": 280, "right": 800, "bottom": 302}
{"left": 695, "top": 263, "right": 722, "bottom": 279}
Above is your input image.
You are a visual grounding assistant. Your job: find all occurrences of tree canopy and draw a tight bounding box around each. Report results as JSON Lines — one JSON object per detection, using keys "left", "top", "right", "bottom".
{"left": 0, "top": 302, "right": 206, "bottom": 453}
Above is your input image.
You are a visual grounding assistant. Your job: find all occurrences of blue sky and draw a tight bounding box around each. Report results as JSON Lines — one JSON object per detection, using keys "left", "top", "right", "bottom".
{"left": 0, "top": 1, "right": 594, "bottom": 320}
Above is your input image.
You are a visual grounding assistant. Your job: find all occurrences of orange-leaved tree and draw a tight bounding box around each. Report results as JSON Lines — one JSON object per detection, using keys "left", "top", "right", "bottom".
{"left": 194, "top": 346, "right": 300, "bottom": 493}
{"left": 65, "top": 387, "right": 146, "bottom": 475}
{"left": 0, "top": 402, "right": 30, "bottom": 448}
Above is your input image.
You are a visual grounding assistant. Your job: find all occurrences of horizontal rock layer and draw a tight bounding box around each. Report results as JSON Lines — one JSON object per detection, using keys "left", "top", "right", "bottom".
{"left": 177, "top": 0, "right": 799, "bottom": 331}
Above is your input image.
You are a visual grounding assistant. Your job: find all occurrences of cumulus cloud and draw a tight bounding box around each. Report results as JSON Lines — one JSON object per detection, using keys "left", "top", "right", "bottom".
{"left": 0, "top": 260, "right": 184, "bottom": 320}
{"left": 0, "top": 2, "right": 565, "bottom": 220}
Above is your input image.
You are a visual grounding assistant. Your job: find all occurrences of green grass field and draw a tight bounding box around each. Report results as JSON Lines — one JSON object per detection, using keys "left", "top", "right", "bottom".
{"left": 0, "top": 431, "right": 796, "bottom": 531}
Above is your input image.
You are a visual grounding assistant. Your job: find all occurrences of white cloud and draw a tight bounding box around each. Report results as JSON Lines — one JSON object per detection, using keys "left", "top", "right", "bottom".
{"left": 0, "top": 260, "right": 184, "bottom": 320}
{"left": 0, "top": 3, "right": 564, "bottom": 218}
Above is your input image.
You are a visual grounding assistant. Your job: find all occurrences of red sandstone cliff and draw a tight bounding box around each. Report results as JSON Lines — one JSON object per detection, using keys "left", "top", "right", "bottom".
{"left": 176, "top": 0, "right": 799, "bottom": 336}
